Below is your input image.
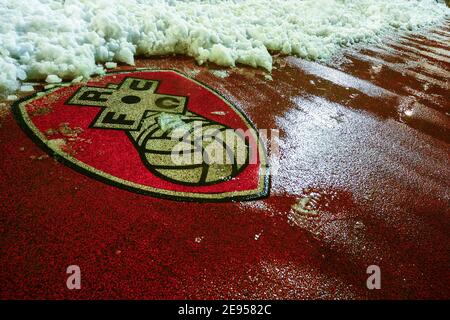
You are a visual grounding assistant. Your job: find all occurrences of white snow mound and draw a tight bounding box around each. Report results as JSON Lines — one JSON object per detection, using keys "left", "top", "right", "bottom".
{"left": 0, "top": 0, "right": 449, "bottom": 94}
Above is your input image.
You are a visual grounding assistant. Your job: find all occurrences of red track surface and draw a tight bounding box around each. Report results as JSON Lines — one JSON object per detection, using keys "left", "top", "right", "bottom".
{"left": 1, "top": 22, "right": 449, "bottom": 299}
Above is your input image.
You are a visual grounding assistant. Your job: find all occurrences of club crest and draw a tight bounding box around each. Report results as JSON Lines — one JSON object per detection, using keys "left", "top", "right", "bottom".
{"left": 14, "top": 69, "right": 269, "bottom": 201}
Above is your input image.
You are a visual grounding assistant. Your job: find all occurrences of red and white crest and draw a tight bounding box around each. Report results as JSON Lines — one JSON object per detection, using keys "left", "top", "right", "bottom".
{"left": 14, "top": 69, "right": 269, "bottom": 201}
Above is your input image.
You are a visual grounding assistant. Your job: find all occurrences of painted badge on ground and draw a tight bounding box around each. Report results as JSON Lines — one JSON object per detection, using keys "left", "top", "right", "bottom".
{"left": 14, "top": 69, "right": 269, "bottom": 201}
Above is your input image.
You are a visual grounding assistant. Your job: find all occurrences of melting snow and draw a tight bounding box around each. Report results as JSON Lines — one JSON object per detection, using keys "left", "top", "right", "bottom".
{"left": 0, "top": 0, "right": 448, "bottom": 95}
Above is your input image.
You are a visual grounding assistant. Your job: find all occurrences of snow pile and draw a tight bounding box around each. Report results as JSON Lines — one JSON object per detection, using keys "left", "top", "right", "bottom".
{"left": 1, "top": 0, "right": 448, "bottom": 94}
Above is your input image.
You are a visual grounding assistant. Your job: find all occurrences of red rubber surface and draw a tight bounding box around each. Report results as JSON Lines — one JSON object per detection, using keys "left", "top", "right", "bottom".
{"left": 1, "top": 22, "right": 449, "bottom": 299}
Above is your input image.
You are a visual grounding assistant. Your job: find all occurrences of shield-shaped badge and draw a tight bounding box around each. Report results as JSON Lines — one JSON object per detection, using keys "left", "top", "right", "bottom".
{"left": 14, "top": 69, "right": 269, "bottom": 201}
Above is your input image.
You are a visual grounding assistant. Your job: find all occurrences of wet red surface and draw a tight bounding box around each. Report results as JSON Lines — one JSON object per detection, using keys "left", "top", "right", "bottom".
{"left": 1, "top": 22, "right": 449, "bottom": 299}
